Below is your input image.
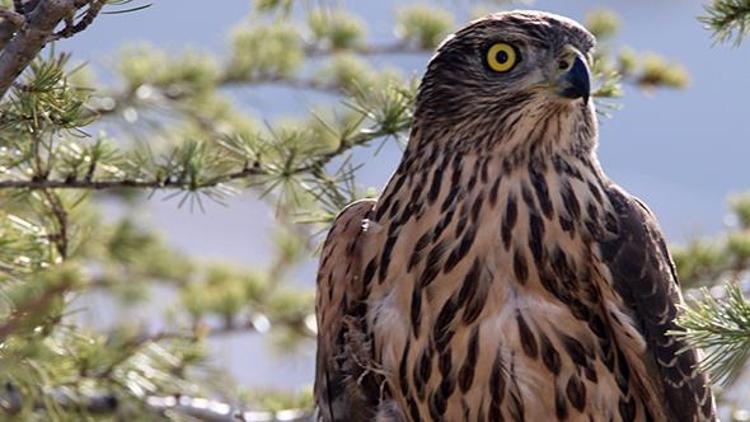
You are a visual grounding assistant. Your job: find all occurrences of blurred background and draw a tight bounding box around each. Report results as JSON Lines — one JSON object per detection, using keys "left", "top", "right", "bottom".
{"left": 1, "top": 0, "right": 749, "bottom": 419}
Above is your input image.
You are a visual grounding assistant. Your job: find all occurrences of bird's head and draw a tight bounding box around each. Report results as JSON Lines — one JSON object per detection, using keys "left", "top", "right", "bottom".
{"left": 413, "top": 11, "right": 597, "bottom": 153}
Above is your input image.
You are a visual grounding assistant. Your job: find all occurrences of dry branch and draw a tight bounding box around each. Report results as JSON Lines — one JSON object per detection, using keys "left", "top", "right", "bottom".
{"left": 0, "top": 386, "right": 313, "bottom": 421}
{"left": 0, "top": 0, "right": 107, "bottom": 99}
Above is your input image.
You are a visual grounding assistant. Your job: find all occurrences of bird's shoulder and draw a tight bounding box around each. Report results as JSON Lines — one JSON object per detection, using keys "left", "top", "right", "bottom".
{"left": 315, "top": 199, "right": 383, "bottom": 422}
{"left": 316, "top": 198, "right": 377, "bottom": 353}
{"left": 318, "top": 199, "right": 377, "bottom": 287}
{"left": 598, "top": 183, "right": 685, "bottom": 307}
{"left": 599, "top": 183, "right": 716, "bottom": 421}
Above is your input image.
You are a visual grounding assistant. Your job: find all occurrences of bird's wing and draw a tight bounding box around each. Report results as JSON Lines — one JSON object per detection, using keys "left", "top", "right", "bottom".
{"left": 314, "top": 199, "right": 381, "bottom": 422}
{"left": 599, "top": 185, "right": 716, "bottom": 421}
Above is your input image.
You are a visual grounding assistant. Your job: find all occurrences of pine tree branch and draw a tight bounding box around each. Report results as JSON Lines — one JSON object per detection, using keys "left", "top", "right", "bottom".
{"left": 0, "top": 1, "right": 41, "bottom": 49}
{"left": 41, "top": 189, "right": 69, "bottom": 258}
{"left": 0, "top": 0, "right": 94, "bottom": 99}
{"left": 189, "top": 317, "right": 314, "bottom": 339}
{"left": 0, "top": 386, "right": 313, "bottom": 421}
{"left": 95, "top": 320, "right": 313, "bottom": 349}
{"left": 0, "top": 280, "right": 71, "bottom": 340}
{"left": 224, "top": 74, "right": 342, "bottom": 93}
{"left": 144, "top": 395, "right": 312, "bottom": 422}
{"left": 48, "top": 0, "right": 103, "bottom": 42}
{"left": 0, "top": 8, "right": 26, "bottom": 29}
{"left": 86, "top": 38, "right": 428, "bottom": 120}
{"left": 674, "top": 280, "right": 750, "bottom": 385}
{"left": 303, "top": 40, "right": 424, "bottom": 57}
{"left": 0, "top": 119, "right": 403, "bottom": 192}
{"left": 0, "top": 164, "right": 269, "bottom": 191}
{"left": 85, "top": 75, "right": 344, "bottom": 120}
{"left": 701, "top": 0, "right": 750, "bottom": 45}
{"left": 0, "top": 384, "right": 119, "bottom": 415}
{"left": 0, "top": 168, "right": 261, "bottom": 190}
{"left": 0, "top": 162, "right": 297, "bottom": 192}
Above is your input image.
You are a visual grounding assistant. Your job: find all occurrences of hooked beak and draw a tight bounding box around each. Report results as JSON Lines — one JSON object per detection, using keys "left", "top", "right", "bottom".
{"left": 556, "top": 53, "right": 591, "bottom": 105}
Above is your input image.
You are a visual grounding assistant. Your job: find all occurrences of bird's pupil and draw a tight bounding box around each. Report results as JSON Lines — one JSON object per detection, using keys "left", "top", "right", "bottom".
{"left": 496, "top": 50, "right": 508, "bottom": 63}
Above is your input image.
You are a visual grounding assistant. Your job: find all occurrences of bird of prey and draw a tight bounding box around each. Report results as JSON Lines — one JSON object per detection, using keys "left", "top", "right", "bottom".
{"left": 314, "top": 10, "right": 716, "bottom": 422}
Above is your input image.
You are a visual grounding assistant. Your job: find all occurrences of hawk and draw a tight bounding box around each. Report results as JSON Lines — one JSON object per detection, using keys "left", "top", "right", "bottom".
{"left": 314, "top": 11, "right": 716, "bottom": 422}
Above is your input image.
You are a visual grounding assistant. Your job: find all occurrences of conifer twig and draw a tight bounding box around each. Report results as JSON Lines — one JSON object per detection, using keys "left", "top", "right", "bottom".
{"left": 0, "top": 0, "right": 84, "bottom": 98}
{"left": 700, "top": 0, "right": 750, "bottom": 45}
{"left": 0, "top": 281, "right": 71, "bottom": 340}
{"left": 0, "top": 119, "right": 403, "bottom": 192}
{"left": 675, "top": 282, "right": 750, "bottom": 386}
{"left": 49, "top": 0, "right": 103, "bottom": 41}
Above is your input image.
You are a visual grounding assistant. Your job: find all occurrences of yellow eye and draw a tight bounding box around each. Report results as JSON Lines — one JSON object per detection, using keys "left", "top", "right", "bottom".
{"left": 486, "top": 43, "right": 518, "bottom": 73}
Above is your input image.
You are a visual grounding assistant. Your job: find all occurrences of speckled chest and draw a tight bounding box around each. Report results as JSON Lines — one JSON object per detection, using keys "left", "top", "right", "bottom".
{"left": 358, "top": 152, "right": 656, "bottom": 421}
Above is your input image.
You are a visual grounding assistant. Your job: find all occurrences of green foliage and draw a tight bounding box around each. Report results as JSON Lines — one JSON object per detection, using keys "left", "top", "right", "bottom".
{"left": 253, "top": 0, "right": 295, "bottom": 15}
{"left": 673, "top": 194, "right": 750, "bottom": 288}
{"left": 584, "top": 9, "right": 688, "bottom": 100}
{"left": 396, "top": 5, "right": 454, "bottom": 49}
{"left": 118, "top": 46, "right": 220, "bottom": 96}
{"left": 671, "top": 192, "right": 750, "bottom": 396}
{"left": 732, "top": 193, "right": 750, "bottom": 228}
{"left": 308, "top": 10, "right": 366, "bottom": 50}
{"left": 3, "top": 53, "right": 92, "bottom": 133}
{"left": 637, "top": 54, "right": 689, "bottom": 89}
{"left": 317, "top": 53, "right": 373, "bottom": 91}
{"left": 673, "top": 239, "right": 729, "bottom": 288}
{"left": 701, "top": 0, "right": 750, "bottom": 45}
{"left": 674, "top": 284, "right": 750, "bottom": 385}
{"left": 227, "top": 24, "right": 305, "bottom": 82}
{"left": 585, "top": 9, "right": 620, "bottom": 40}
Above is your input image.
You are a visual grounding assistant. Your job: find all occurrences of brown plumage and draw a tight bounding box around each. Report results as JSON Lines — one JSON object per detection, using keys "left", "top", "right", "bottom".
{"left": 315, "top": 10, "right": 716, "bottom": 422}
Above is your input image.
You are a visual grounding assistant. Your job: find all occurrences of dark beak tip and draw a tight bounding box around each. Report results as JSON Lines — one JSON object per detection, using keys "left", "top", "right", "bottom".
{"left": 559, "top": 55, "right": 591, "bottom": 103}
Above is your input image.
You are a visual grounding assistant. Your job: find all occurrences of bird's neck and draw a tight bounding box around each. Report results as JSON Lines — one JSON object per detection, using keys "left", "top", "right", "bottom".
{"left": 373, "top": 98, "right": 605, "bottom": 229}
{"left": 409, "top": 96, "right": 598, "bottom": 160}
{"left": 375, "top": 120, "right": 608, "bottom": 229}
